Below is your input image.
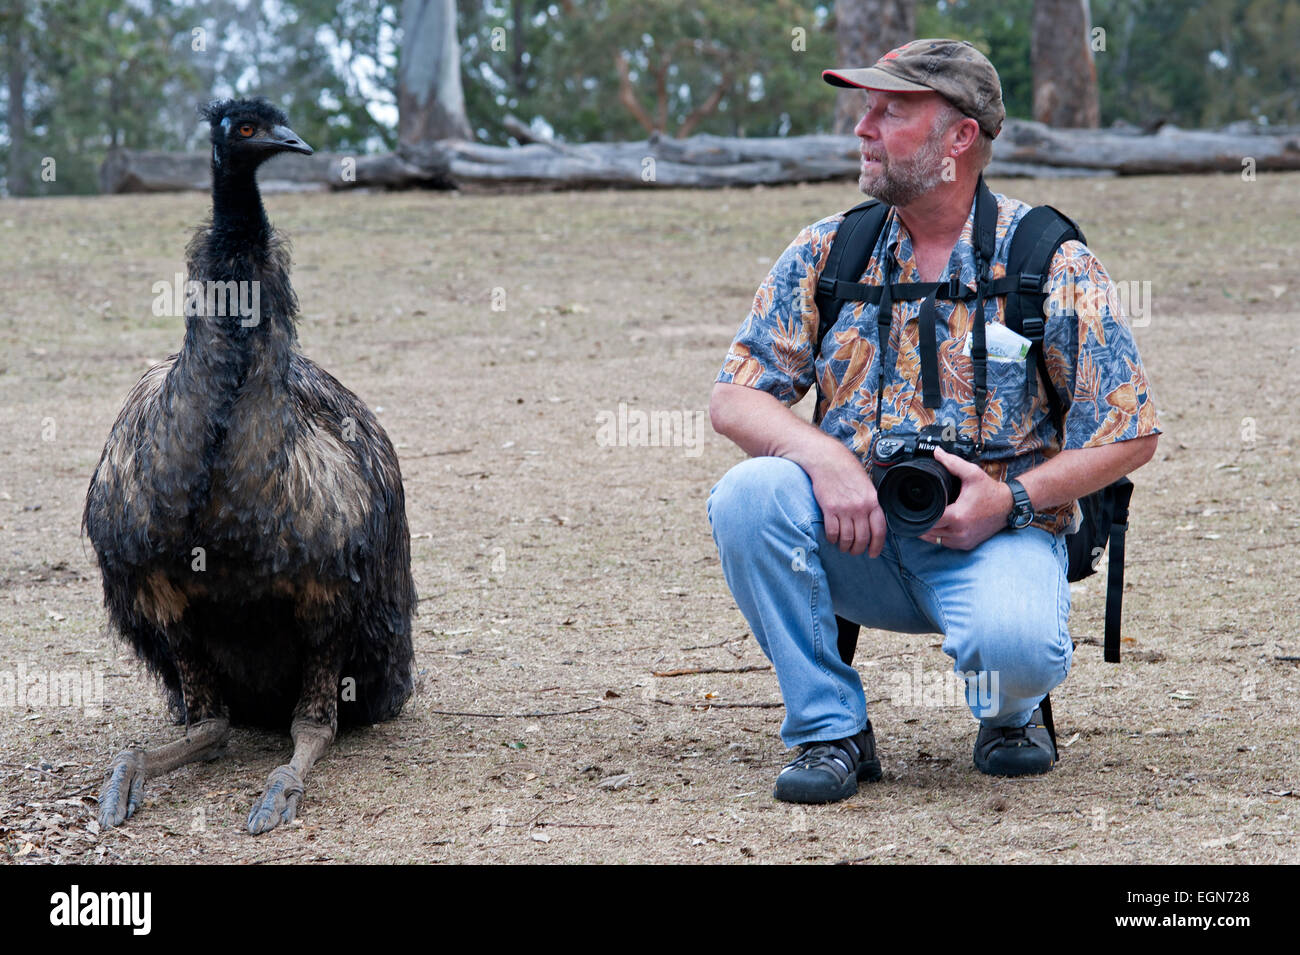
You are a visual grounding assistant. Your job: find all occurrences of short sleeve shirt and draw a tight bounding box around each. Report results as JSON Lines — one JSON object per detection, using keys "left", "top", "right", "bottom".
{"left": 716, "top": 188, "right": 1162, "bottom": 535}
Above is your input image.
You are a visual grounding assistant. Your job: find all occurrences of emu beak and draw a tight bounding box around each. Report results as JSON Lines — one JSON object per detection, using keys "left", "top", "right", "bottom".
{"left": 268, "top": 124, "right": 313, "bottom": 156}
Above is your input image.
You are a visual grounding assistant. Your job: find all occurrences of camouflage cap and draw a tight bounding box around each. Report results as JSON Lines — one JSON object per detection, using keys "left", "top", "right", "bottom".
{"left": 823, "top": 38, "right": 1005, "bottom": 139}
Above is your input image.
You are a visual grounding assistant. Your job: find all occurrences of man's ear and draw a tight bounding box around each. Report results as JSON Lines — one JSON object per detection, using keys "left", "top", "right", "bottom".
{"left": 949, "top": 116, "right": 980, "bottom": 156}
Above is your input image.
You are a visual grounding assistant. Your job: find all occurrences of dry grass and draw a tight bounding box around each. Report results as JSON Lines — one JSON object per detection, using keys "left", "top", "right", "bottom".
{"left": 0, "top": 173, "right": 1296, "bottom": 864}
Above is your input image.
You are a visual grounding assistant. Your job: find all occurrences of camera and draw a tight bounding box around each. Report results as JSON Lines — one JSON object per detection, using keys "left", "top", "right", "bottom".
{"left": 870, "top": 423, "right": 978, "bottom": 537}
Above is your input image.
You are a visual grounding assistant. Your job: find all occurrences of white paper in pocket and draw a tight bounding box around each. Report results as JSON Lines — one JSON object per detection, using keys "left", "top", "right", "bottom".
{"left": 962, "top": 323, "right": 1031, "bottom": 363}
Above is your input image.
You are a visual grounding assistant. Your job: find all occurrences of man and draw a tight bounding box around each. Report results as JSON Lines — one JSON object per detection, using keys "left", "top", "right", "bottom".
{"left": 707, "top": 39, "right": 1160, "bottom": 804}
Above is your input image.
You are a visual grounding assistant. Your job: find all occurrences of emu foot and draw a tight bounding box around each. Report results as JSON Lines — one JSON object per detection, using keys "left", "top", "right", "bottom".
{"left": 99, "top": 749, "right": 146, "bottom": 829}
{"left": 247, "top": 764, "right": 304, "bottom": 834}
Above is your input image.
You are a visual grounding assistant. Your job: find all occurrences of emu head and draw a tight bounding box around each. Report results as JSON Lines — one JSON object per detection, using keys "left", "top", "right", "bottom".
{"left": 200, "top": 98, "right": 313, "bottom": 173}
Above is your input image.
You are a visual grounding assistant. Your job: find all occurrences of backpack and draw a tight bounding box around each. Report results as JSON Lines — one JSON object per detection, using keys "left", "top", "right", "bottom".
{"left": 813, "top": 175, "right": 1136, "bottom": 752}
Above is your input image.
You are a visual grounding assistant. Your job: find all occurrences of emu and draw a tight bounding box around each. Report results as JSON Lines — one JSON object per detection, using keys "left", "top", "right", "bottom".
{"left": 84, "top": 98, "right": 416, "bottom": 834}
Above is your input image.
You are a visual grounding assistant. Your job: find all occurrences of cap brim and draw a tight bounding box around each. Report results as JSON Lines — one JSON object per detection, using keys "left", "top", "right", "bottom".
{"left": 822, "top": 67, "right": 933, "bottom": 93}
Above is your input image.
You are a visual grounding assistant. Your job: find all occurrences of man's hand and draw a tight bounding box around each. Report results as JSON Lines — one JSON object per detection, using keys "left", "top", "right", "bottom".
{"left": 709, "top": 382, "right": 886, "bottom": 558}
{"left": 919, "top": 447, "right": 1012, "bottom": 551}
{"left": 805, "top": 441, "right": 887, "bottom": 558}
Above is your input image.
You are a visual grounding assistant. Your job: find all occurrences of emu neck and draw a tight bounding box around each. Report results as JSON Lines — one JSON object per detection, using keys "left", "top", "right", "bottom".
{"left": 210, "top": 161, "right": 272, "bottom": 246}
{"left": 172, "top": 157, "right": 299, "bottom": 451}
{"left": 179, "top": 157, "right": 297, "bottom": 373}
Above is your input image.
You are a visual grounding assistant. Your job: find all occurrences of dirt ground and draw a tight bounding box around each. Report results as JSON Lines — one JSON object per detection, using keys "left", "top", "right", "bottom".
{"left": 1, "top": 172, "right": 1296, "bottom": 864}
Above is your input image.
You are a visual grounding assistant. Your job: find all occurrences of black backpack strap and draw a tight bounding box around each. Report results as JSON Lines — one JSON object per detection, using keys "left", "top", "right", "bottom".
{"left": 1003, "top": 204, "right": 1086, "bottom": 434}
{"left": 1103, "top": 478, "right": 1135, "bottom": 663}
{"left": 837, "top": 616, "right": 860, "bottom": 666}
{"left": 814, "top": 200, "right": 890, "bottom": 359}
{"left": 1040, "top": 692, "right": 1059, "bottom": 762}
{"left": 813, "top": 202, "right": 888, "bottom": 658}
{"left": 967, "top": 176, "right": 999, "bottom": 448}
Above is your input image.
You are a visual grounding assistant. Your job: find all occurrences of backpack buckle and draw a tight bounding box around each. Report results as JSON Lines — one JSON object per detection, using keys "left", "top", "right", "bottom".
{"left": 947, "top": 274, "right": 961, "bottom": 300}
{"left": 816, "top": 276, "right": 837, "bottom": 298}
{"left": 1018, "top": 273, "right": 1044, "bottom": 294}
{"left": 1022, "top": 315, "right": 1045, "bottom": 342}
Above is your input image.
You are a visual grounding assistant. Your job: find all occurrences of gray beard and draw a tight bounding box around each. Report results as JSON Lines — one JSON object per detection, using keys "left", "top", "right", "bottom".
{"left": 859, "top": 129, "right": 948, "bottom": 206}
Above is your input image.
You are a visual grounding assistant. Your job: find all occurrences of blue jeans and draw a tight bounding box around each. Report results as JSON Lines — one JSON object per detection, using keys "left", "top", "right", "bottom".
{"left": 707, "top": 456, "right": 1072, "bottom": 747}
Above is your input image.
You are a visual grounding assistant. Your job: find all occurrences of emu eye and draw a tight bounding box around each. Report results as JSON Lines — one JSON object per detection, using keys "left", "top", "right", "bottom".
{"left": 238, "top": 124, "right": 255, "bottom": 137}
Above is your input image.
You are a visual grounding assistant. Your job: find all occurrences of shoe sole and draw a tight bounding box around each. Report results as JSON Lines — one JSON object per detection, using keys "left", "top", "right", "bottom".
{"left": 773, "top": 757, "right": 883, "bottom": 805}
{"left": 973, "top": 754, "right": 1055, "bottom": 777}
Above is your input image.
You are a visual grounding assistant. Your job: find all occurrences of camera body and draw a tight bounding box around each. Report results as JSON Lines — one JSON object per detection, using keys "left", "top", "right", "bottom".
{"left": 870, "top": 423, "right": 979, "bottom": 537}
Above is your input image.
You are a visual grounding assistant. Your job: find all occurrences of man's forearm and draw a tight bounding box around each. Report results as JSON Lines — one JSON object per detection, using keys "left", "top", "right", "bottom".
{"left": 709, "top": 382, "right": 839, "bottom": 470}
{"left": 1016, "top": 434, "right": 1158, "bottom": 513}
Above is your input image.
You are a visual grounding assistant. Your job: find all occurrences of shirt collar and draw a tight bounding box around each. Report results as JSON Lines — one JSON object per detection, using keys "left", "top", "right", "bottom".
{"left": 879, "top": 187, "right": 981, "bottom": 285}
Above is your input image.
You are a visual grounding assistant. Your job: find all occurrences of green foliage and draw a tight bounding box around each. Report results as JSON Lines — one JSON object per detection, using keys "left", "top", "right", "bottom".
{"left": 917, "top": 0, "right": 1034, "bottom": 120}
{"left": 922, "top": 0, "right": 1300, "bottom": 129}
{"left": 2, "top": 0, "right": 200, "bottom": 195}
{"left": 2, "top": 0, "right": 1298, "bottom": 196}
{"left": 1, "top": 0, "right": 399, "bottom": 195}
{"left": 1090, "top": 0, "right": 1300, "bottom": 127}
{"left": 459, "top": 0, "right": 837, "bottom": 144}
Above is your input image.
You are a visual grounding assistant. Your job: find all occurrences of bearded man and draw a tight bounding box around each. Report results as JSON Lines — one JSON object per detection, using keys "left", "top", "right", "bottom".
{"left": 707, "top": 39, "right": 1161, "bottom": 803}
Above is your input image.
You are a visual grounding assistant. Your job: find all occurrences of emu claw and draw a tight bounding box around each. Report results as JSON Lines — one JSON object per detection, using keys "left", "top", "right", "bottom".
{"left": 99, "top": 749, "right": 146, "bottom": 829}
{"left": 247, "top": 765, "right": 304, "bottom": 835}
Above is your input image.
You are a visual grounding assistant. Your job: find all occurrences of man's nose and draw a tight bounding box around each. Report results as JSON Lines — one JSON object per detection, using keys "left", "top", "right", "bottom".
{"left": 854, "top": 107, "right": 876, "bottom": 140}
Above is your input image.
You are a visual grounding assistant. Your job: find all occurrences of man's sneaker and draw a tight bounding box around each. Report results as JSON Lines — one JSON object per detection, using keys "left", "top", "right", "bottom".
{"left": 773, "top": 722, "right": 883, "bottom": 804}
{"left": 973, "top": 705, "right": 1057, "bottom": 777}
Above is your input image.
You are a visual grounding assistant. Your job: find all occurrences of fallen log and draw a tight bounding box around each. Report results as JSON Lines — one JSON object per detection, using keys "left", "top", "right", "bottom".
{"left": 997, "top": 118, "right": 1300, "bottom": 174}
{"left": 99, "top": 118, "right": 1300, "bottom": 193}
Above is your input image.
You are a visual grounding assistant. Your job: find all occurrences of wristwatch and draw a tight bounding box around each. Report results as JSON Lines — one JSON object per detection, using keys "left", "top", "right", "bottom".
{"left": 1006, "top": 478, "right": 1034, "bottom": 529}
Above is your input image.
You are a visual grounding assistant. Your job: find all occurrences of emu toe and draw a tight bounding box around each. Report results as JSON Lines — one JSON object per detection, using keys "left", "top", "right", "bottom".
{"left": 247, "top": 764, "right": 304, "bottom": 834}
{"left": 98, "top": 749, "right": 146, "bottom": 828}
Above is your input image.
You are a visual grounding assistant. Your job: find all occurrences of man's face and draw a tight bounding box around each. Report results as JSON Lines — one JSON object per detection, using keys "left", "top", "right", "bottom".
{"left": 854, "top": 90, "right": 951, "bottom": 206}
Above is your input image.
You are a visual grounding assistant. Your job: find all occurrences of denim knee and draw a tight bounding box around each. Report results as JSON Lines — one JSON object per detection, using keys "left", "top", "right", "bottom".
{"left": 966, "top": 616, "right": 1071, "bottom": 701}
{"left": 707, "top": 456, "right": 818, "bottom": 547}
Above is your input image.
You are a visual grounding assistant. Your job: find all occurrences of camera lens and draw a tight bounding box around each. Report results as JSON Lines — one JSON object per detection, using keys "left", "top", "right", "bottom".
{"left": 876, "top": 459, "right": 958, "bottom": 537}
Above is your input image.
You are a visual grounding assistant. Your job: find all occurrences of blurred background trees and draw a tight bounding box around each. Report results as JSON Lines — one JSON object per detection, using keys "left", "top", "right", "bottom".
{"left": 2, "top": 0, "right": 1298, "bottom": 195}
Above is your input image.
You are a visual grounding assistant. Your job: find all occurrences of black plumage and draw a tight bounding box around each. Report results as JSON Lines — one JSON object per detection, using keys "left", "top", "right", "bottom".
{"left": 84, "top": 98, "right": 416, "bottom": 833}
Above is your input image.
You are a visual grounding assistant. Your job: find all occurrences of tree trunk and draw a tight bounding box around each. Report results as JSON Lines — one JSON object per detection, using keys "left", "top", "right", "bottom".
{"left": 3, "top": 0, "right": 30, "bottom": 196}
{"left": 510, "top": 0, "right": 525, "bottom": 100}
{"left": 397, "top": 0, "right": 473, "bottom": 145}
{"left": 833, "top": 0, "right": 915, "bottom": 134}
{"left": 1032, "top": 0, "right": 1101, "bottom": 128}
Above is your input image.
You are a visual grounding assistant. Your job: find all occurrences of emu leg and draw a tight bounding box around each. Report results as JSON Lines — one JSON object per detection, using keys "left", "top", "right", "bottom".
{"left": 246, "top": 717, "right": 334, "bottom": 834}
{"left": 246, "top": 638, "right": 343, "bottom": 835}
{"left": 98, "top": 641, "right": 231, "bottom": 828}
{"left": 99, "top": 717, "right": 231, "bottom": 828}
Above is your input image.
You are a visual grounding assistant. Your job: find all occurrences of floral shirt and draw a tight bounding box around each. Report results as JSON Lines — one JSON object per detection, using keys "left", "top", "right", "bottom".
{"left": 717, "top": 188, "right": 1162, "bottom": 535}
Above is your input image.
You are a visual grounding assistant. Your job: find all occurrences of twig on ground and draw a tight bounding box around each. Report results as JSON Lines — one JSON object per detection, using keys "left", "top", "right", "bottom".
{"left": 680, "top": 634, "right": 748, "bottom": 651}
{"left": 424, "top": 705, "right": 604, "bottom": 719}
{"left": 651, "top": 698, "right": 782, "bottom": 709}
{"left": 652, "top": 665, "right": 770, "bottom": 677}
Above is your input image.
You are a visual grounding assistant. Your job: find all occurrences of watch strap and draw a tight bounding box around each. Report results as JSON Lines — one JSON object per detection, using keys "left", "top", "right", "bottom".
{"left": 1006, "top": 477, "right": 1034, "bottom": 528}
